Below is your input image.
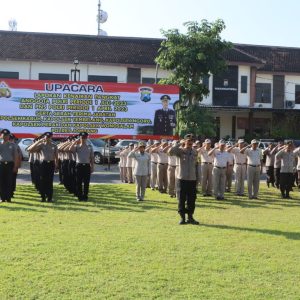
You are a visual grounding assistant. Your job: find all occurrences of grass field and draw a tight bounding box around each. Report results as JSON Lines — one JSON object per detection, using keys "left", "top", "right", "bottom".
{"left": 0, "top": 183, "right": 300, "bottom": 299}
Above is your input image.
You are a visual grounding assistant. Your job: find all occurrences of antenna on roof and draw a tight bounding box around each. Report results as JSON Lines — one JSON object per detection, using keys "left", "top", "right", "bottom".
{"left": 96, "top": 0, "right": 108, "bottom": 36}
{"left": 8, "top": 19, "right": 17, "bottom": 31}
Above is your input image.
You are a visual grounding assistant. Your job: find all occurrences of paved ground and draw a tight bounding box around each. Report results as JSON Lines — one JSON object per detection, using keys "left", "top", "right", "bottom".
{"left": 17, "top": 161, "right": 121, "bottom": 184}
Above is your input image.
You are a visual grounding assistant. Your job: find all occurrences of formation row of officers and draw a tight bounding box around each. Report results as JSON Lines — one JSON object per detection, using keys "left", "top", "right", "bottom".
{"left": 118, "top": 136, "right": 300, "bottom": 224}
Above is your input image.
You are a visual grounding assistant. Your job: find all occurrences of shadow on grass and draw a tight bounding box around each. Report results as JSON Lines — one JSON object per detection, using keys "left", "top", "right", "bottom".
{"left": 201, "top": 223, "right": 300, "bottom": 240}
{"left": 3, "top": 184, "right": 174, "bottom": 213}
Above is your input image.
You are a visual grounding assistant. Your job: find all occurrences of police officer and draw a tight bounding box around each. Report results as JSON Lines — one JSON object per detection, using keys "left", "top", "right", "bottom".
{"left": 169, "top": 134, "right": 199, "bottom": 225}
{"left": 69, "top": 132, "right": 94, "bottom": 201}
{"left": 263, "top": 142, "right": 276, "bottom": 187}
{"left": 0, "top": 129, "right": 18, "bottom": 203}
{"left": 28, "top": 132, "right": 58, "bottom": 202}
{"left": 153, "top": 95, "right": 176, "bottom": 136}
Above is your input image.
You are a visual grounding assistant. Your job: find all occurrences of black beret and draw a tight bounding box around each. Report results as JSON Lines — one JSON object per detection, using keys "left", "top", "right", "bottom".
{"left": 184, "top": 133, "right": 194, "bottom": 140}
{"left": 1, "top": 129, "right": 11, "bottom": 135}
{"left": 44, "top": 132, "right": 53, "bottom": 137}
{"left": 160, "top": 95, "right": 171, "bottom": 101}
{"left": 79, "top": 132, "right": 89, "bottom": 137}
{"left": 9, "top": 134, "right": 16, "bottom": 140}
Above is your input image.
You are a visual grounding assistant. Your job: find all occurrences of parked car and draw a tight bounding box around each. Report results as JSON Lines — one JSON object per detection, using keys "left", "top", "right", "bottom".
{"left": 18, "top": 138, "right": 34, "bottom": 160}
{"left": 87, "top": 139, "right": 119, "bottom": 164}
{"left": 114, "top": 140, "right": 140, "bottom": 150}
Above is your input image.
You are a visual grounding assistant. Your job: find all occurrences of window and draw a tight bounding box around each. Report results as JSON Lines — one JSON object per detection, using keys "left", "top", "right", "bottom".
{"left": 0, "top": 71, "right": 19, "bottom": 79}
{"left": 241, "top": 76, "right": 247, "bottom": 93}
{"left": 127, "top": 68, "right": 141, "bottom": 83}
{"left": 142, "top": 77, "right": 162, "bottom": 84}
{"left": 39, "top": 73, "right": 69, "bottom": 80}
{"left": 255, "top": 83, "right": 271, "bottom": 103}
{"left": 88, "top": 75, "right": 118, "bottom": 83}
{"left": 295, "top": 85, "right": 300, "bottom": 104}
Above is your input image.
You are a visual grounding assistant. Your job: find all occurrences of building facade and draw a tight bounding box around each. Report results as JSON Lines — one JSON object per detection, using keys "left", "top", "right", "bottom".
{"left": 1, "top": 30, "right": 300, "bottom": 139}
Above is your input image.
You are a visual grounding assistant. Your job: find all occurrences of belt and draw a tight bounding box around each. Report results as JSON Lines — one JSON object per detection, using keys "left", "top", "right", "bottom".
{"left": 77, "top": 163, "right": 89, "bottom": 166}
{"left": 151, "top": 162, "right": 157, "bottom": 164}
{"left": 228, "top": 165, "right": 233, "bottom": 167}
{"left": 158, "top": 163, "right": 167, "bottom": 165}
{"left": 215, "top": 166, "right": 226, "bottom": 169}
{"left": 169, "top": 165, "right": 176, "bottom": 168}
{"left": 248, "top": 164, "right": 260, "bottom": 167}
{"left": 202, "top": 162, "right": 212, "bottom": 165}
{"left": 235, "top": 163, "right": 246, "bottom": 165}
{"left": 43, "top": 160, "right": 53, "bottom": 163}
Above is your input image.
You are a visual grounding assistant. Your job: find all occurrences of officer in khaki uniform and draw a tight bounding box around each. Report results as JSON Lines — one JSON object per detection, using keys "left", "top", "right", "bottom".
{"left": 28, "top": 132, "right": 58, "bottom": 202}
{"left": 0, "top": 129, "right": 18, "bottom": 203}
{"left": 240, "top": 139, "right": 263, "bottom": 199}
{"left": 69, "top": 132, "right": 94, "bottom": 201}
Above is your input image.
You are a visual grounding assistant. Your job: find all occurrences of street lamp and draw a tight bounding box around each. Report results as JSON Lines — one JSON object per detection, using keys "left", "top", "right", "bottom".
{"left": 71, "top": 58, "right": 80, "bottom": 82}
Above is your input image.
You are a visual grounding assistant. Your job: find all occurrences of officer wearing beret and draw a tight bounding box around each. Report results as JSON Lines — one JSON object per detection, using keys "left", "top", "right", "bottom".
{"left": 0, "top": 129, "right": 18, "bottom": 203}
{"left": 69, "top": 132, "right": 94, "bottom": 201}
{"left": 153, "top": 95, "right": 176, "bottom": 136}
{"left": 28, "top": 132, "right": 58, "bottom": 202}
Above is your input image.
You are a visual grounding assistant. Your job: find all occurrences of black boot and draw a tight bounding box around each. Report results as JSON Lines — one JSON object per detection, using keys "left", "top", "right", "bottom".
{"left": 178, "top": 213, "right": 186, "bottom": 225}
{"left": 187, "top": 215, "right": 199, "bottom": 225}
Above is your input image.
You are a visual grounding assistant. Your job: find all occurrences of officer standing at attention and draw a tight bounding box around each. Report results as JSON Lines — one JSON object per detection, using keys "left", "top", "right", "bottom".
{"left": 169, "top": 134, "right": 199, "bottom": 225}
{"left": 28, "top": 132, "right": 58, "bottom": 202}
{"left": 208, "top": 140, "right": 231, "bottom": 200}
{"left": 263, "top": 142, "right": 276, "bottom": 187}
{"left": 153, "top": 95, "right": 176, "bottom": 136}
{"left": 240, "top": 139, "right": 263, "bottom": 199}
{"left": 0, "top": 129, "right": 18, "bottom": 203}
{"left": 69, "top": 132, "right": 94, "bottom": 201}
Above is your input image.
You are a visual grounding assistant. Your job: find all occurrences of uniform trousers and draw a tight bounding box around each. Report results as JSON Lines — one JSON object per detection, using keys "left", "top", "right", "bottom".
{"left": 158, "top": 163, "right": 168, "bottom": 192}
{"left": 135, "top": 175, "right": 148, "bottom": 200}
{"left": 280, "top": 173, "right": 294, "bottom": 197}
{"left": 58, "top": 159, "right": 63, "bottom": 184}
{"left": 167, "top": 165, "right": 176, "bottom": 196}
{"left": 69, "top": 160, "right": 76, "bottom": 194}
{"left": 30, "top": 162, "right": 35, "bottom": 185}
{"left": 196, "top": 163, "right": 202, "bottom": 186}
{"left": 40, "top": 161, "right": 55, "bottom": 201}
{"left": 120, "top": 167, "right": 127, "bottom": 182}
{"left": 213, "top": 167, "right": 226, "bottom": 198}
{"left": 274, "top": 168, "right": 281, "bottom": 188}
{"left": 177, "top": 179, "right": 197, "bottom": 216}
{"left": 127, "top": 167, "right": 133, "bottom": 183}
{"left": 247, "top": 165, "right": 260, "bottom": 198}
{"left": 33, "top": 160, "right": 41, "bottom": 192}
{"left": 0, "top": 161, "right": 14, "bottom": 201}
{"left": 150, "top": 162, "right": 158, "bottom": 189}
{"left": 76, "top": 163, "right": 91, "bottom": 200}
{"left": 201, "top": 163, "right": 213, "bottom": 195}
{"left": 226, "top": 165, "right": 234, "bottom": 191}
{"left": 62, "top": 160, "right": 70, "bottom": 191}
{"left": 234, "top": 164, "right": 246, "bottom": 195}
{"left": 266, "top": 166, "right": 275, "bottom": 186}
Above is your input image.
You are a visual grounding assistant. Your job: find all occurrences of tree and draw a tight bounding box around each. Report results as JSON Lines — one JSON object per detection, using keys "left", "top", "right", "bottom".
{"left": 155, "top": 20, "right": 231, "bottom": 137}
{"left": 156, "top": 19, "right": 232, "bottom": 106}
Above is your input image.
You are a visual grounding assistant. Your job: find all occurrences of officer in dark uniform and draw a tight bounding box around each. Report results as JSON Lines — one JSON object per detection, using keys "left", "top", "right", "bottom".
{"left": 9, "top": 133, "right": 22, "bottom": 198}
{"left": 28, "top": 132, "right": 58, "bottom": 202}
{"left": 153, "top": 95, "right": 176, "bottom": 136}
{"left": 0, "top": 129, "right": 18, "bottom": 203}
{"left": 69, "top": 132, "right": 94, "bottom": 201}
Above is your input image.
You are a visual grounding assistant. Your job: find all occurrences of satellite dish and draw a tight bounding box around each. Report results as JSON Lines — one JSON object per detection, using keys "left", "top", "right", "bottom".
{"left": 99, "top": 29, "right": 107, "bottom": 36}
{"left": 8, "top": 19, "right": 17, "bottom": 31}
{"left": 97, "top": 10, "right": 108, "bottom": 23}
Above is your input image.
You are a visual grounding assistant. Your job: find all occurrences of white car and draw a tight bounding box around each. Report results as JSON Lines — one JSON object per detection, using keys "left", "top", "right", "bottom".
{"left": 18, "top": 138, "right": 35, "bottom": 160}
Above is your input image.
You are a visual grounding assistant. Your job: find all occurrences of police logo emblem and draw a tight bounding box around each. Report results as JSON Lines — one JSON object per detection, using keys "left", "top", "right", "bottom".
{"left": 139, "top": 86, "right": 153, "bottom": 103}
{"left": 0, "top": 81, "right": 12, "bottom": 98}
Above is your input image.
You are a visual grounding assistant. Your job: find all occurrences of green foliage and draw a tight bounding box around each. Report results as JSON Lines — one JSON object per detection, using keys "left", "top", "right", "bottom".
{"left": 1, "top": 184, "right": 300, "bottom": 299}
{"left": 272, "top": 113, "right": 300, "bottom": 139}
{"left": 156, "top": 19, "right": 232, "bottom": 105}
{"left": 176, "top": 104, "right": 216, "bottom": 137}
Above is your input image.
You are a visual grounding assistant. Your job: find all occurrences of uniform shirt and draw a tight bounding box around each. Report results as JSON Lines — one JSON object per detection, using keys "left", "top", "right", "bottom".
{"left": 169, "top": 145, "right": 197, "bottom": 181}
{"left": 128, "top": 151, "right": 150, "bottom": 176}
{"left": 227, "top": 152, "right": 234, "bottom": 166}
{"left": 231, "top": 147, "right": 247, "bottom": 164}
{"left": 244, "top": 148, "right": 262, "bottom": 166}
{"left": 0, "top": 142, "right": 17, "bottom": 162}
{"left": 263, "top": 148, "right": 275, "bottom": 167}
{"left": 37, "top": 143, "right": 58, "bottom": 161}
{"left": 198, "top": 148, "right": 213, "bottom": 163}
{"left": 74, "top": 144, "right": 93, "bottom": 164}
{"left": 28, "top": 152, "right": 34, "bottom": 163}
{"left": 276, "top": 149, "right": 296, "bottom": 173}
{"left": 153, "top": 109, "right": 176, "bottom": 135}
{"left": 168, "top": 154, "right": 177, "bottom": 167}
{"left": 270, "top": 147, "right": 281, "bottom": 168}
{"left": 150, "top": 152, "right": 158, "bottom": 163}
{"left": 157, "top": 149, "right": 168, "bottom": 164}
{"left": 293, "top": 148, "right": 300, "bottom": 170}
{"left": 211, "top": 149, "right": 231, "bottom": 168}
{"left": 125, "top": 148, "right": 134, "bottom": 168}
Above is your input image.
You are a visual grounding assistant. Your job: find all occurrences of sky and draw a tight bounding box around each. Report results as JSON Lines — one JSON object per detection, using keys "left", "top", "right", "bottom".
{"left": 1, "top": 0, "right": 300, "bottom": 47}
